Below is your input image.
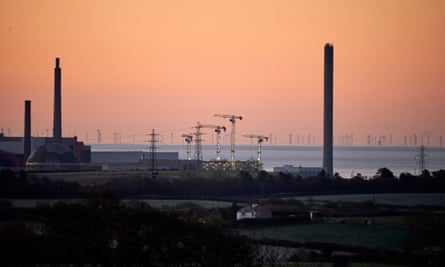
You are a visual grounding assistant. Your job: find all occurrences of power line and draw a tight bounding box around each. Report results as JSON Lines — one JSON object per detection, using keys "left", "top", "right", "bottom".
{"left": 146, "top": 129, "right": 160, "bottom": 178}
{"left": 415, "top": 145, "right": 430, "bottom": 174}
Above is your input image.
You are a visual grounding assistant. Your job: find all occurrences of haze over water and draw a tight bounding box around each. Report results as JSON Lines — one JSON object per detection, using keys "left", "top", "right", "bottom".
{"left": 92, "top": 144, "right": 445, "bottom": 178}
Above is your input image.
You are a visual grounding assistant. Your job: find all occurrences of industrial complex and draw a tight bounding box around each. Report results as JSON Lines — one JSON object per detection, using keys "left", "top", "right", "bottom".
{"left": 0, "top": 44, "right": 334, "bottom": 175}
{"left": 0, "top": 58, "right": 91, "bottom": 171}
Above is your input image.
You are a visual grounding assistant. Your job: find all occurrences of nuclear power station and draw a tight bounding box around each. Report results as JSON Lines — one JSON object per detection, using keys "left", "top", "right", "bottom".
{"left": 25, "top": 58, "right": 92, "bottom": 171}
{"left": 0, "top": 58, "right": 91, "bottom": 170}
{"left": 1, "top": 44, "right": 335, "bottom": 175}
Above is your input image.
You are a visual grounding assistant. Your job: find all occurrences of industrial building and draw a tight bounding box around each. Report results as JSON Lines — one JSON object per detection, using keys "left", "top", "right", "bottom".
{"left": 0, "top": 58, "right": 91, "bottom": 171}
{"left": 273, "top": 165, "right": 323, "bottom": 177}
{"left": 91, "top": 151, "right": 197, "bottom": 171}
{"left": 0, "top": 134, "right": 90, "bottom": 169}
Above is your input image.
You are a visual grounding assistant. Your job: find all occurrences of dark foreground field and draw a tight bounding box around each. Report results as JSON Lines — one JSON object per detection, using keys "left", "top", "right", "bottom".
{"left": 2, "top": 193, "right": 445, "bottom": 266}
{"left": 1, "top": 169, "right": 445, "bottom": 265}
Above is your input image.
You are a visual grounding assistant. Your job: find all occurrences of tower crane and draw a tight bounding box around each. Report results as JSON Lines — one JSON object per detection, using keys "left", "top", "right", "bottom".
{"left": 181, "top": 134, "right": 193, "bottom": 160}
{"left": 243, "top": 134, "right": 268, "bottom": 169}
{"left": 197, "top": 123, "right": 226, "bottom": 161}
{"left": 214, "top": 114, "right": 243, "bottom": 168}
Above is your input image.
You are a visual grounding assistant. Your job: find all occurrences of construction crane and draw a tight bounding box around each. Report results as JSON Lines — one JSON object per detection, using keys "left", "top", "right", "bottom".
{"left": 214, "top": 114, "right": 243, "bottom": 168}
{"left": 197, "top": 123, "right": 226, "bottom": 161}
{"left": 181, "top": 134, "right": 193, "bottom": 160}
{"left": 243, "top": 134, "right": 268, "bottom": 169}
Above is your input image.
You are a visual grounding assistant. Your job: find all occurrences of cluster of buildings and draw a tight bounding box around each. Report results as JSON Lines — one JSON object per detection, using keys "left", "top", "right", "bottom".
{"left": 0, "top": 59, "right": 91, "bottom": 171}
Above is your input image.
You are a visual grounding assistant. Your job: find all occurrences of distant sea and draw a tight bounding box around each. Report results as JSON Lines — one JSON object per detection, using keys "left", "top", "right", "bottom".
{"left": 91, "top": 144, "right": 445, "bottom": 178}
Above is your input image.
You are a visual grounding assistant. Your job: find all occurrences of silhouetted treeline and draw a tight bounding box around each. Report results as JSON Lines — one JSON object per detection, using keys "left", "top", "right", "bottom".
{"left": 0, "top": 191, "right": 255, "bottom": 265}
{"left": 0, "top": 169, "right": 81, "bottom": 198}
{"left": 101, "top": 169, "right": 445, "bottom": 197}
{"left": 1, "top": 168, "right": 445, "bottom": 198}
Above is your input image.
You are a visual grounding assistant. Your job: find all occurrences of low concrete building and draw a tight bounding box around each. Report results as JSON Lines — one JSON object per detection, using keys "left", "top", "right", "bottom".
{"left": 273, "top": 164, "right": 323, "bottom": 177}
{"left": 0, "top": 134, "right": 91, "bottom": 170}
{"left": 92, "top": 151, "right": 179, "bottom": 163}
{"left": 91, "top": 151, "right": 198, "bottom": 171}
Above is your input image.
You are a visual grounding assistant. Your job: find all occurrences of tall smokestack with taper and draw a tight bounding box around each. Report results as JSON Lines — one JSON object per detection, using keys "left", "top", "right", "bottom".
{"left": 323, "top": 43, "right": 334, "bottom": 176}
{"left": 53, "top": 57, "right": 62, "bottom": 140}
{"left": 24, "top": 100, "right": 31, "bottom": 166}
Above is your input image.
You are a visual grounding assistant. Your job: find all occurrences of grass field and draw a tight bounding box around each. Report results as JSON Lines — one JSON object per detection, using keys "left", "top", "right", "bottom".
{"left": 10, "top": 193, "right": 445, "bottom": 209}
{"left": 345, "top": 216, "right": 410, "bottom": 229}
{"left": 241, "top": 221, "right": 410, "bottom": 249}
{"left": 283, "top": 264, "right": 405, "bottom": 267}
{"left": 134, "top": 199, "right": 234, "bottom": 209}
{"left": 278, "top": 264, "right": 404, "bottom": 267}
{"left": 10, "top": 198, "right": 234, "bottom": 209}
{"left": 30, "top": 170, "right": 239, "bottom": 186}
{"left": 291, "top": 193, "right": 445, "bottom": 206}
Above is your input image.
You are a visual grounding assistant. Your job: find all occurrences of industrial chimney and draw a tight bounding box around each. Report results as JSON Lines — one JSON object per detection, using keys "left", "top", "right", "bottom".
{"left": 53, "top": 57, "right": 62, "bottom": 140}
{"left": 24, "top": 100, "right": 31, "bottom": 166}
{"left": 323, "top": 43, "right": 334, "bottom": 176}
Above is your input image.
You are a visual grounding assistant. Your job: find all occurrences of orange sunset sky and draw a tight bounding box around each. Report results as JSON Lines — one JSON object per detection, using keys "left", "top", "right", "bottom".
{"left": 1, "top": 0, "right": 444, "bottom": 145}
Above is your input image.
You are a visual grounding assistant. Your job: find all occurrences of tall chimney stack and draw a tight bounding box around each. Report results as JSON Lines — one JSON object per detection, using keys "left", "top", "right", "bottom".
{"left": 323, "top": 43, "right": 334, "bottom": 176}
{"left": 53, "top": 57, "right": 62, "bottom": 139}
{"left": 24, "top": 100, "right": 31, "bottom": 166}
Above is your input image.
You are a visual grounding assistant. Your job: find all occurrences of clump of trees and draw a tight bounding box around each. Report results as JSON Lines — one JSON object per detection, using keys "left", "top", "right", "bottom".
{"left": 0, "top": 191, "right": 256, "bottom": 266}
{"left": 0, "top": 169, "right": 80, "bottom": 198}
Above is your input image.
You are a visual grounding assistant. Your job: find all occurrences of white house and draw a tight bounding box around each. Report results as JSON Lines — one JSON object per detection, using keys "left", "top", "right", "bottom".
{"left": 236, "top": 204, "right": 272, "bottom": 220}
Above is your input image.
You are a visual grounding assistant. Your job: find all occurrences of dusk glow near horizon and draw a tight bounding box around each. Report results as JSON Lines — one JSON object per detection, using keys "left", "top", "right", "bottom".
{"left": 1, "top": 0, "right": 444, "bottom": 146}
